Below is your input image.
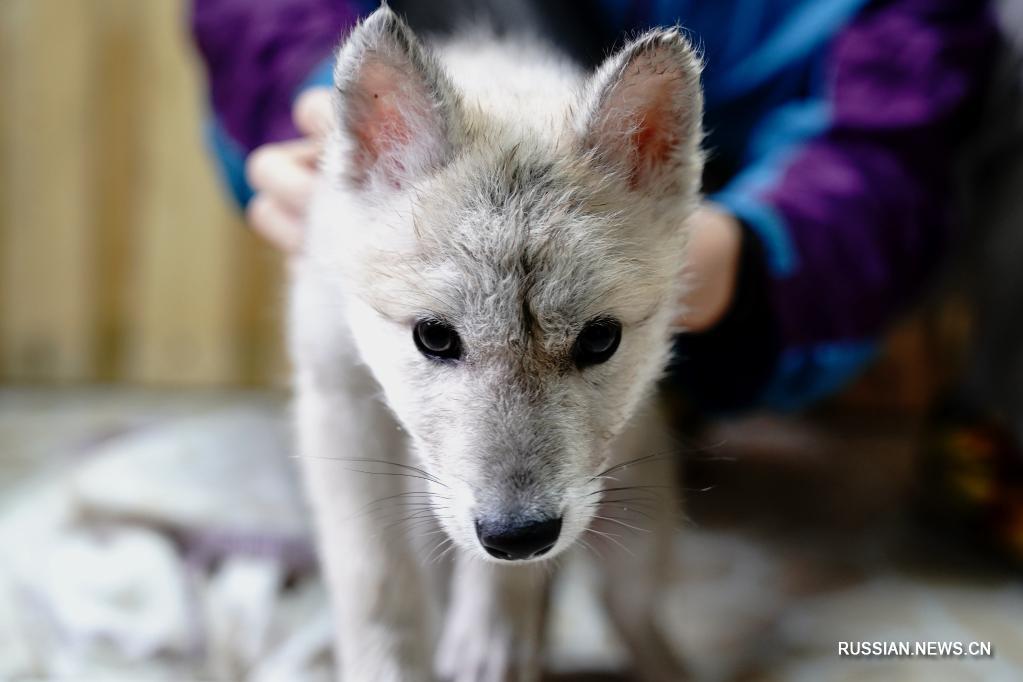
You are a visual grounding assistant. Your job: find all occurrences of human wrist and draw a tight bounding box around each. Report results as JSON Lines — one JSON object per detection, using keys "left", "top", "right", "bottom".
{"left": 678, "top": 204, "right": 743, "bottom": 331}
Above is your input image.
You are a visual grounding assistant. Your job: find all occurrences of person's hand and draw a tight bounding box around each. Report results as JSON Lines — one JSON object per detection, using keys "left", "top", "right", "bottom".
{"left": 244, "top": 87, "right": 334, "bottom": 252}
{"left": 677, "top": 204, "right": 743, "bottom": 332}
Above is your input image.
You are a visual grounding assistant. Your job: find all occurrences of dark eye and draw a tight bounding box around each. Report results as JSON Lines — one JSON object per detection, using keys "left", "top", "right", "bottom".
{"left": 573, "top": 318, "right": 622, "bottom": 368}
{"left": 413, "top": 319, "right": 462, "bottom": 360}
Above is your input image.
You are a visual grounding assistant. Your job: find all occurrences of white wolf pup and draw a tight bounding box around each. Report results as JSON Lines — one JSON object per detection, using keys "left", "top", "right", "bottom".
{"left": 289, "top": 5, "right": 704, "bottom": 681}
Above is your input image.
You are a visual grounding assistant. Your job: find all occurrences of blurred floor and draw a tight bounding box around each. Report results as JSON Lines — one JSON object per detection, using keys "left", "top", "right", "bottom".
{"left": 1, "top": 387, "right": 1021, "bottom": 681}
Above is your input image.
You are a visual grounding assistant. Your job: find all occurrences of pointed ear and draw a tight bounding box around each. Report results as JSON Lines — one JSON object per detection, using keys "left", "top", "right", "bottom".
{"left": 333, "top": 6, "right": 462, "bottom": 189}
{"left": 577, "top": 29, "right": 704, "bottom": 197}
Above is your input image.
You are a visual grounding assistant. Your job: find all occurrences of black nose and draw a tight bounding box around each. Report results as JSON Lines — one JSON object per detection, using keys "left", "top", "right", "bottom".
{"left": 475, "top": 517, "right": 562, "bottom": 560}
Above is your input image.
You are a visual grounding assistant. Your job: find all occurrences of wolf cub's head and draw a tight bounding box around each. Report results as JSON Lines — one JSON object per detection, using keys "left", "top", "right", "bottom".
{"left": 312, "top": 6, "right": 703, "bottom": 561}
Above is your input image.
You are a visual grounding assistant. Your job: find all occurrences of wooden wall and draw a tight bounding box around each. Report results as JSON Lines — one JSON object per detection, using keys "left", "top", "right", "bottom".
{"left": 0, "top": 0, "right": 287, "bottom": 387}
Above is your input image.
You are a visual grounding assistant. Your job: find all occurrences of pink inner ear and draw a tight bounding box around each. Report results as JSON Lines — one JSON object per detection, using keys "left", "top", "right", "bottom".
{"left": 628, "top": 88, "right": 680, "bottom": 188}
{"left": 351, "top": 61, "right": 415, "bottom": 166}
{"left": 353, "top": 96, "right": 413, "bottom": 167}
{"left": 346, "top": 59, "right": 431, "bottom": 182}
{"left": 630, "top": 88, "right": 679, "bottom": 171}
{"left": 589, "top": 45, "right": 695, "bottom": 193}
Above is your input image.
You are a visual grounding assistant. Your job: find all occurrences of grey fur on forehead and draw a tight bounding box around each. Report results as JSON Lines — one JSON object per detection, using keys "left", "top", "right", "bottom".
{"left": 352, "top": 149, "right": 686, "bottom": 340}
{"left": 425, "top": 146, "right": 611, "bottom": 255}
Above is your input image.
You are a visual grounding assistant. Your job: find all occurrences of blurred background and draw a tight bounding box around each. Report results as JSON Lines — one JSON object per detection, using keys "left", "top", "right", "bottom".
{"left": 1, "top": 1, "right": 1021, "bottom": 681}
{"left": 0, "top": 0, "right": 286, "bottom": 389}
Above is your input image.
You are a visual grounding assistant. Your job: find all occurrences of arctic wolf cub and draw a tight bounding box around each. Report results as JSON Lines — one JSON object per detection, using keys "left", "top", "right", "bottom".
{"left": 289, "top": 6, "right": 703, "bottom": 680}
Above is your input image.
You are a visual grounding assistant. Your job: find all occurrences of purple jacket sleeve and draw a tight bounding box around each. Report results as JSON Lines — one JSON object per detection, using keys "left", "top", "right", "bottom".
{"left": 191, "top": 0, "right": 364, "bottom": 152}
{"left": 694, "top": 0, "right": 997, "bottom": 410}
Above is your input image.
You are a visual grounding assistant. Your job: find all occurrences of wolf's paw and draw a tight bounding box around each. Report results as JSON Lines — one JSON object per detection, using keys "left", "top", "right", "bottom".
{"left": 434, "top": 605, "right": 541, "bottom": 682}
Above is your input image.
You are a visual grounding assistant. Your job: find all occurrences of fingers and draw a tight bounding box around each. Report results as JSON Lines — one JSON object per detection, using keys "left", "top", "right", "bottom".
{"left": 245, "top": 193, "right": 304, "bottom": 253}
{"left": 244, "top": 137, "right": 320, "bottom": 253}
{"left": 294, "top": 87, "right": 335, "bottom": 138}
{"left": 243, "top": 87, "right": 333, "bottom": 253}
{"left": 245, "top": 138, "right": 320, "bottom": 215}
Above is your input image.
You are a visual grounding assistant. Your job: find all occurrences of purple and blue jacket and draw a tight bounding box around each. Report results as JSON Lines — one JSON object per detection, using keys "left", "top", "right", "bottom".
{"left": 192, "top": 0, "right": 996, "bottom": 412}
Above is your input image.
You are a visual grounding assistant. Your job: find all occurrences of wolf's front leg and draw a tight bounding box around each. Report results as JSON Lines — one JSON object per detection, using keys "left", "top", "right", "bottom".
{"left": 296, "top": 377, "right": 434, "bottom": 682}
{"left": 594, "top": 398, "right": 688, "bottom": 682}
{"left": 435, "top": 555, "right": 550, "bottom": 682}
